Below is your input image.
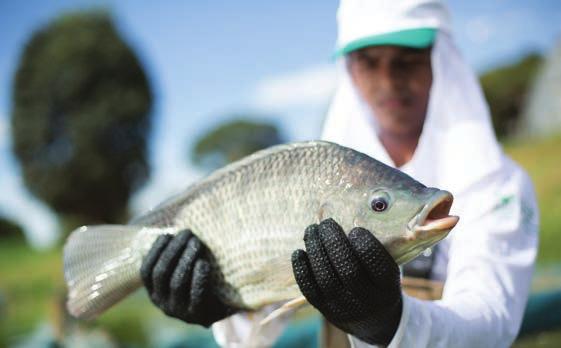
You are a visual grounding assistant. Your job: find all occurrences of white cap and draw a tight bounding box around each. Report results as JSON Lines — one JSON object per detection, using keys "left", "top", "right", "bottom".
{"left": 335, "top": 0, "right": 452, "bottom": 56}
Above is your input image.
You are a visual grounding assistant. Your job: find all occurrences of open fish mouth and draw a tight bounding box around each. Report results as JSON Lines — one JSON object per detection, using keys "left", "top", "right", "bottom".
{"left": 407, "top": 190, "right": 459, "bottom": 239}
{"left": 394, "top": 190, "right": 459, "bottom": 265}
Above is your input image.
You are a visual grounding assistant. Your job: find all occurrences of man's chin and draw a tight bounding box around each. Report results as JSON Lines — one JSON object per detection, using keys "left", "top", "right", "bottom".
{"left": 371, "top": 108, "right": 425, "bottom": 135}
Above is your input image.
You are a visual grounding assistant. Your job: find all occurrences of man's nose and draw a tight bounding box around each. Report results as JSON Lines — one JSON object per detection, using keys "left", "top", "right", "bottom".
{"left": 377, "top": 62, "right": 404, "bottom": 91}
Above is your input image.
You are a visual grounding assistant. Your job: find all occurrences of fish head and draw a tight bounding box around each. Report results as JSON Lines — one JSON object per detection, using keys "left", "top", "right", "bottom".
{"left": 344, "top": 163, "right": 459, "bottom": 265}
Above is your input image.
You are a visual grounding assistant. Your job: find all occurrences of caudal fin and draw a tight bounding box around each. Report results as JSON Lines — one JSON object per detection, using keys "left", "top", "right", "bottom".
{"left": 63, "top": 225, "right": 157, "bottom": 319}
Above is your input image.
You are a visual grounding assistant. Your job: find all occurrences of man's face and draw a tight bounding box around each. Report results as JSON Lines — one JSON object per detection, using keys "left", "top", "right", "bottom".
{"left": 346, "top": 45, "right": 432, "bottom": 137}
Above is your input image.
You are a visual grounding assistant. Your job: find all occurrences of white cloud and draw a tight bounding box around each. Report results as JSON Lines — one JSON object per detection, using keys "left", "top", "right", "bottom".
{"left": 253, "top": 64, "right": 337, "bottom": 110}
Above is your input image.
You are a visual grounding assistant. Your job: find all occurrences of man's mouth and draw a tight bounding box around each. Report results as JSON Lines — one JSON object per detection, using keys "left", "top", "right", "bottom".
{"left": 377, "top": 93, "right": 412, "bottom": 109}
{"left": 380, "top": 97, "right": 407, "bottom": 109}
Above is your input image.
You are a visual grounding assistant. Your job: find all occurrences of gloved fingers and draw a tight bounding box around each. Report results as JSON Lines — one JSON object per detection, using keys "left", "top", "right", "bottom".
{"left": 169, "top": 236, "right": 203, "bottom": 310}
{"left": 191, "top": 258, "right": 240, "bottom": 327}
{"left": 141, "top": 234, "right": 173, "bottom": 295}
{"left": 291, "top": 249, "right": 329, "bottom": 314}
{"left": 293, "top": 248, "right": 362, "bottom": 325}
{"left": 348, "top": 227, "right": 400, "bottom": 292}
{"left": 303, "top": 223, "right": 350, "bottom": 307}
{"left": 152, "top": 230, "right": 192, "bottom": 301}
{"left": 188, "top": 258, "right": 212, "bottom": 325}
{"left": 317, "top": 219, "right": 371, "bottom": 298}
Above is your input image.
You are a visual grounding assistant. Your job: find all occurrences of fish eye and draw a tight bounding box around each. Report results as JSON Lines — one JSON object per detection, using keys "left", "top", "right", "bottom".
{"left": 371, "top": 198, "right": 388, "bottom": 212}
{"left": 370, "top": 191, "right": 391, "bottom": 213}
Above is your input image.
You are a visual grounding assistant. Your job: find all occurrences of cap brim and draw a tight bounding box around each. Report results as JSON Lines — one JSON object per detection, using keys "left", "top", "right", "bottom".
{"left": 334, "top": 28, "right": 436, "bottom": 58}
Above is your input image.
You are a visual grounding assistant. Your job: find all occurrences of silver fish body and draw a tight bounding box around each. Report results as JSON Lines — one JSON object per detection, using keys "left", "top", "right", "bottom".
{"left": 64, "top": 141, "right": 458, "bottom": 319}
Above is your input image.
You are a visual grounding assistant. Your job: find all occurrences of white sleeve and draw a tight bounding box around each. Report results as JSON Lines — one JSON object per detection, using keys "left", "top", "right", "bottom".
{"left": 211, "top": 304, "right": 291, "bottom": 347}
{"left": 349, "top": 165, "right": 539, "bottom": 348}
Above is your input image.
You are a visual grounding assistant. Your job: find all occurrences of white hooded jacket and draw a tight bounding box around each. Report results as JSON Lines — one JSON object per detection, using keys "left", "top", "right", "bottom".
{"left": 212, "top": 1, "right": 539, "bottom": 347}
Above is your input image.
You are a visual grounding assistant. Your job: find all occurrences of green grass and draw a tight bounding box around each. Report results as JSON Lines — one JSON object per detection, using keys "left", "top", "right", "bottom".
{"left": 515, "top": 330, "right": 561, "bottom": 348}
{"left": 0, "top": 241, "right": 62, "bottom": 345}
{"left": 0, "top": 240, "right": 219, "bottom": 347}
{"left": 503, "top": 135, "right": 561, "bottom": 264}
{"left": 0, "top": 134, "right": 560, "bottom": 346}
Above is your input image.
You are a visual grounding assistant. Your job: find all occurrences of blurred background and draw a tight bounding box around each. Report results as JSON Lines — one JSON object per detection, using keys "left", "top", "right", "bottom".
{"left": 1, "top": 1, "right": 560, "bottom": 347}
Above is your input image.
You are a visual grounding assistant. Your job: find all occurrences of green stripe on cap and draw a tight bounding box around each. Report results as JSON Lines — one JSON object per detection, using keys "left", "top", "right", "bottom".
{"left": 334, "top": 28, "right": 437, "bottom": 58}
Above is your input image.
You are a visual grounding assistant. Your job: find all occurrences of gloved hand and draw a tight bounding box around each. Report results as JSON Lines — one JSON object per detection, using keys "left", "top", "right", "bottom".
{"left": 140, "top": 229, "right": 238, "bottom": 327}
{"left": 291, "top": 218, "right": 402, "bottom": 346}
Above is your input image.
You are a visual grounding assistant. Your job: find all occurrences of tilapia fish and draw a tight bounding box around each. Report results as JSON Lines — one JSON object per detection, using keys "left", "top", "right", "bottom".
{"left": 64, "top": 141, "right": 459, "bottom": 320}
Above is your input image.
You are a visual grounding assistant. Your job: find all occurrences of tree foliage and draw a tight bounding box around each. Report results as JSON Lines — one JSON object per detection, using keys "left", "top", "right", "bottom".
{"left": 0, "top": 216, "right": 26, "bottom": 242}
{"left": 192, "top": 119, "right": 285, "bottom": 171}
{"left": 480, "top": 53, "right": 543, "bottom": 139}
{"left": 11, "top": 11, "right": 153, "bottom": 224}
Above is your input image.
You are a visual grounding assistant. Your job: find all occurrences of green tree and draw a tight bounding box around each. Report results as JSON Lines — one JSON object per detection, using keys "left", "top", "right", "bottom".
{"left": 192, "top": 119, "right": 285, "bottom": 170}
{"left": 0, "top": 216, "right": 26, "bottom": 242}
{"left": 11, "top": 11, "right": 153, "bottom": 229}
{"left": 480, "top": 53, "right": 542, "bottom": 139}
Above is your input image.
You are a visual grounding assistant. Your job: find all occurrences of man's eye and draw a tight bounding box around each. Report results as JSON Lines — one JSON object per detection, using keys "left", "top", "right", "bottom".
{"left": 357, "top": 57, "right": 378, "bottom": 69}
{"left": 398, "top": 56, "right": 428, "bottom": 66}
{"left": 350, "top": 53, "right": 376, "bottom": 66}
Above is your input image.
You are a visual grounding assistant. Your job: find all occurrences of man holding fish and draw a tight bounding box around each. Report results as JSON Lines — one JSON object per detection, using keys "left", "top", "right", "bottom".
{"left": 137, "top": 0, "right": 539, "bottom": 346}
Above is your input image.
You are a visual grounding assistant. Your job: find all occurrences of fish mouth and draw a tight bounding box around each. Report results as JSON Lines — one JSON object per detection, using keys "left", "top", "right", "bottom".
{"left": 396, "top": 190, "right": 459, "bottom": 265}
{"left": 412, "top": 190, "right": 459, "bottom": 235}
{"left": 405, "top": 190, "right": 459, "bottom": 242}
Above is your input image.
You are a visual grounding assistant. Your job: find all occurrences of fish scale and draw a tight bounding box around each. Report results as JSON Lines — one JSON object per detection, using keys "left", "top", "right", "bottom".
{"left": 173, "top": 143, "right": 335, "bottom": 306}
{"left": 63, "top": 140, "right": 457, "bottom": 320}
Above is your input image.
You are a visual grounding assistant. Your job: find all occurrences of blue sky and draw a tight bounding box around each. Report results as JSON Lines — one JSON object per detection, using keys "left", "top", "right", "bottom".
{"left": 1, "top": 0, "right": 560, "bottom": 247}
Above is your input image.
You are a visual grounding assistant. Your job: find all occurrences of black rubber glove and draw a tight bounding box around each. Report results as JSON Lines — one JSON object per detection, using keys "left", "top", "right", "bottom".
{"left": 140, "top": 229, "right": 238, "bottom": 327}
{"left": 291, "top": 218, "right": 402, "bottom": 346}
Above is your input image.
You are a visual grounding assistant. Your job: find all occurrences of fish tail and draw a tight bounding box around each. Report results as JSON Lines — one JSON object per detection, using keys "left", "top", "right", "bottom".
{"left": 63, "top": 224, "right": 162, "bottom": 319}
